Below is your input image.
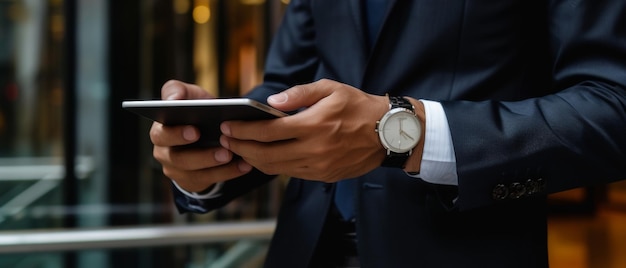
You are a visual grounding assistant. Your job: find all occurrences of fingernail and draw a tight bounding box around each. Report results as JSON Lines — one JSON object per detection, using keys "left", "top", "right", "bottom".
{"left": 166, "top": 92, "right": 180, "bottom": 100}
{"left": 238, "top": 161, "right": 253, "bottom": 173}
{"left": 268, "top": 93, "right": 288, "bottom": 104}
{"left": 214, "top": 149, "right": 230, "bottom": 163}
{"left": 220, "top": 122, "right": 231, "bottom": 136}
{"left": 182, "top": 126, "right": 198, "bottom": 141}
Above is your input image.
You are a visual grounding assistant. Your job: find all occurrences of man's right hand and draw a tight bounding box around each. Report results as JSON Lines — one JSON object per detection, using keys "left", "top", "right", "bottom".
{"left": 150, "top": 80, "right": 253, "bottom": 193}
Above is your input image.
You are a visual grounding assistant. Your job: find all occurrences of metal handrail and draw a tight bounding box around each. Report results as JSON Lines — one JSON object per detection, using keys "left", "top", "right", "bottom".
{"left": 0, "top": 156, "right": 94, "bottom": 181}
{"left": 0, "top": 156, "right": 96, "bottom": 225}
{"left": 0, "top": 220, "right": 276, "bottom": 253}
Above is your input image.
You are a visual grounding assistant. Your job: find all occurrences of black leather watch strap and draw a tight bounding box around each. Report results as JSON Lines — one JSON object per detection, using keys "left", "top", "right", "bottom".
{"left": 380, "top": 96, "right": 414, "bottom": 168}
{"left": 381, "top": 151, "right": 411, "bottom": 167}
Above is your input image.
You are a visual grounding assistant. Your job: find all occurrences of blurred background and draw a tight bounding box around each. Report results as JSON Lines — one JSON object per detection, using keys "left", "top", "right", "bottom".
{"left": 0, "top": 0, "right": 624, "bottom": 267}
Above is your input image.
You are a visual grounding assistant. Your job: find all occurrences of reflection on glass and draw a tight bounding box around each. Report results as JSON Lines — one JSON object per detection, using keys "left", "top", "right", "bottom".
{"left": 0, "top": 0, "right": 65, "bottom": 227}
{"left": 2, "top": 0, "right": 67, "bottom": 158}
{"left": 0, "top": 0, "right": 287, "bottom": 267}
{"left": 0, "top": 1, "right": 68, "bottom": 266}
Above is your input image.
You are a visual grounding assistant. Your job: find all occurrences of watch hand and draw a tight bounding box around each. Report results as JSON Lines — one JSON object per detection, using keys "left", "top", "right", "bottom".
{"left": 400, "top": 130, "right": 414, "bottom": 141}
{"left": 398, "top": 117, "right": 406, "bottom": 133}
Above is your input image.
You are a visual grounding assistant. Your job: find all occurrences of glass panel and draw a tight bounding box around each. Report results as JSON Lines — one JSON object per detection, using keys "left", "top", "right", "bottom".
{"left": 0, "top": 1, "right": 67, "bottom": 266}
{"left": 0, "top": 253, "right": 63, "bottom": 268}
{"left": 0, "top": 0, "right": 65, "bottom": 227}
{"left": 75, "top": 0, "right": 108, "bottom": 228}
{"left": 1, "top": 0, "right": 286, "bottom": 266}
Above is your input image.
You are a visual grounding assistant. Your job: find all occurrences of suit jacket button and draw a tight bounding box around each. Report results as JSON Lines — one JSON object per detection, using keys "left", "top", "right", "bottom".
{"left": 537, "top": 178, "right": 546, "bottom": 192}
{"left": 509, "top": 182, "right": 526, "bottom": 199}
{"left": 525, "top": 179, "right": 540, "bottom": 195}
{"left": 492, "top": 184, "right": 509, "bottom": 200}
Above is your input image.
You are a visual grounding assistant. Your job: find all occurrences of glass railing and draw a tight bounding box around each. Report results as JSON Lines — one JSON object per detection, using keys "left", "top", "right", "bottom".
{"left": 0, "top": 220, "right": 275, "bottom": 268}
{"left": 0, "top": 220, "right": 275, "bottom": 253}
{"left": 0, "top": 156, "right": 95, "bottom": 230}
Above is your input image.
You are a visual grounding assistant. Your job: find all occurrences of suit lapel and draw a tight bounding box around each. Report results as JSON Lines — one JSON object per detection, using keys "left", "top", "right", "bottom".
{"left": 315, "top": 0, "right": 400, "bottom": 91}
{"left": 347, "top": 0, "right": 368, "bottom": 73}
{"left": 361, "top": 0, "right": 399, "bottom": 95}
{"left": 351, "top": 0, "right": 398, "bottom": 54}
{"left": 348, "top": 0, "right": 367, "bottom": 52}
{"left": 371, "top": 0, "right": 397, "bottom": 52}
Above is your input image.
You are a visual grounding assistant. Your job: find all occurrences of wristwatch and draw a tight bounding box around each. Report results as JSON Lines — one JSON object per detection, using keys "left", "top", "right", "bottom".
{"left": 375, "top": 95, "right": 422, "bottom": 168}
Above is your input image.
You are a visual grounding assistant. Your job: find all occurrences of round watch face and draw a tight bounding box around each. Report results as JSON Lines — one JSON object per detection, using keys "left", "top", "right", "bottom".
{"left": 377, "top": 108, "right": 421, "bottom": 153}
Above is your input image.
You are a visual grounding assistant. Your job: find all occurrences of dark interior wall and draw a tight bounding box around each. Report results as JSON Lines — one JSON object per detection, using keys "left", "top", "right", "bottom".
{"left": 106, "top": 1, "right": 194, "bottom": 267}
{"left": 107, "top": 1, "right": 142, "bottom": 267}
{"left": 107, "top": 0, "right": 142, "bottom": 226}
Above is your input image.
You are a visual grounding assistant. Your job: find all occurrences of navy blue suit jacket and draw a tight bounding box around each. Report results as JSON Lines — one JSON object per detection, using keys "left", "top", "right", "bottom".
{"left": 174, "top": 0, "right": 626, "bottom": 267}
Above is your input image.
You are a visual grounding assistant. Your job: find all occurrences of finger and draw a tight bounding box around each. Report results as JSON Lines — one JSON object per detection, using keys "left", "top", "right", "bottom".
{"left": 220, "top": 136, "right": 288, "bottom": 162}
{"left": 224, "top": 138, "right": 329, "bottom": 180}
{"left": 153, "top": 145, "right": 233, "bottom": 171}
{"left": 161, "top": 80, "right": 214, "bottom": 100}
{"left": 267, "top": 79, "right": 337, "bottom": 111}
{"left": 164, "top": 159, "right": 252, "bottom": 193}
{"left": 220, "top": 117, "right": 301, "bottom": 142}
{"left": 150, "top": 123, "right": 200, "bottom": 146}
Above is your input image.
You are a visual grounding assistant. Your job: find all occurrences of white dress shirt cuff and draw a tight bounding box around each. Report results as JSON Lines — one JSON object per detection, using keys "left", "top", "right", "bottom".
{"left": 406, "top": 100, "right": 458, "bottom": 186}
{"left": 172, "top": 180, "right": 223, "bottom": 199}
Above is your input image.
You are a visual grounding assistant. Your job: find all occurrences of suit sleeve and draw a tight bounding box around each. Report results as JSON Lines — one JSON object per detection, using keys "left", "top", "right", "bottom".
{"left": 175, "top": 0, "right": 319, "bottom": 213}
{"left": 246, "top": 0, "right": 319, "bottom": 105}
{"left": 443, "top": 1, "right": 626, "bottom": 210}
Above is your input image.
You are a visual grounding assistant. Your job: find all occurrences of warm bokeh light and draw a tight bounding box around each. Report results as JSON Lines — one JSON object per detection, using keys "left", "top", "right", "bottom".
{"left": 173, "top": 0, "right": 190, "bottom": 14}
{"left": 240, "top": 0, "right": 265, "bottom": 5}
{"left": 193, "top": 5, "right": 211, "bottom": 24}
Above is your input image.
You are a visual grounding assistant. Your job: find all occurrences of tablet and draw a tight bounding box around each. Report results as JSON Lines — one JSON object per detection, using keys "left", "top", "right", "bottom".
{"left": 122, "top": 98, "right": 287, "bottom": 147}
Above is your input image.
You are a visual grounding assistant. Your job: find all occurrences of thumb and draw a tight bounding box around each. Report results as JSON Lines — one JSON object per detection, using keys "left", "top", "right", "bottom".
{"left": 162, "top": 80, "right": 213, "bottom": 100}
{"left": 267, "top": 79, "right": 335, "bottom": 111}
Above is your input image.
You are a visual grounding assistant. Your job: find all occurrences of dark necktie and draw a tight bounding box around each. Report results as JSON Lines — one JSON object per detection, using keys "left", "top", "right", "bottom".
{"left": 365, "top": 0, "right": 389, "bottom": 47}
{"left": 334, "top": 0, "right": 389, "bottom": 221}
{"left": 335, "top": 178, "right": 357, "bottom": 220}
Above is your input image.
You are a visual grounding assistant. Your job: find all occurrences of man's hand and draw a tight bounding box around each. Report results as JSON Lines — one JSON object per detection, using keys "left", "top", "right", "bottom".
{"left": 150, "top": 80, "right": 253, "bottom": 193}
{"left": 219, "top": 79, "right": 390, "bottom": 183}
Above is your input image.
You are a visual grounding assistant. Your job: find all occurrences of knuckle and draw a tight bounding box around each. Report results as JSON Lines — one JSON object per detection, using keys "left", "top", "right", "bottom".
{"left": 149, "top": 124, "right": 161, "bottom": 144}
{"left": 255, "top": 126, "right": 275, "bottom": 142}
{"left": 152, "top": 146, "right": 161, "bottom": 160}
{"left": 291, "top": 84, "right": 308, "bottom": 99}
{"left": 152, "top": 146, "right": 170, "bottom": 165}
{"left": 153, "top": 147, "right": 189, "bottom": 171}
{"left": 161, "top": 166, "right": 177, "bottom": 179}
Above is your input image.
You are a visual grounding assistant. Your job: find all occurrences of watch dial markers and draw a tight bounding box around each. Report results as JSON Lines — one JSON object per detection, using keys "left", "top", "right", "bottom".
{"left": 381, "top": 114, "right": 420, "bottom": 151}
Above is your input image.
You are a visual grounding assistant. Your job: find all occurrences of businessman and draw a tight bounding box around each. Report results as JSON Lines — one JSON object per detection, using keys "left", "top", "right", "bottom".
{"left": 151, "top": 0, "right": 626, "bottom": 267}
